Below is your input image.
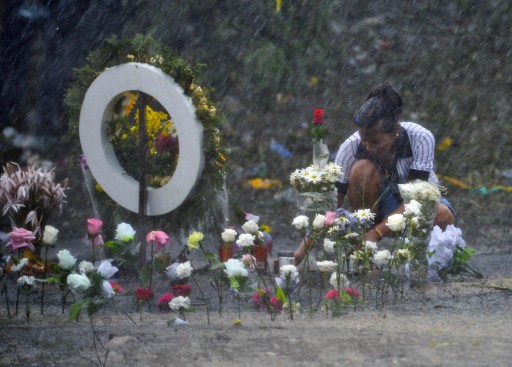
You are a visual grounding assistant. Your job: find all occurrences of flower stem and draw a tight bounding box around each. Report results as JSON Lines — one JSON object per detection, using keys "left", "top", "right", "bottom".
{"left": 40, "top": 244, "right": 49, "bottom": 315}
{"left": 191, "top": 273, "right": 210, "bottom": 324}
{"left": 25, "top": 292, "right": 30, "bottom": 323}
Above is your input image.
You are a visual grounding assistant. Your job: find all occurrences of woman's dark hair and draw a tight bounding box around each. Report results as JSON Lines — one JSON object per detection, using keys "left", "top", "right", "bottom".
{"left": 354, "top": 82, "right": 403, "bottom": 132}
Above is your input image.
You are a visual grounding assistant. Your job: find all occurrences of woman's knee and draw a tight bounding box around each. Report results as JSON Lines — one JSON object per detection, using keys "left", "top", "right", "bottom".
{"left": 434, "top": 203, "right": 455, "bottom": 230}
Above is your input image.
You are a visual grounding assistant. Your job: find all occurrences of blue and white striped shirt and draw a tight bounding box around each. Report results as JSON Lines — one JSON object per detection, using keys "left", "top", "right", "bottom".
{"left": 334, "top": 122, "right": 439, "bottom": 194}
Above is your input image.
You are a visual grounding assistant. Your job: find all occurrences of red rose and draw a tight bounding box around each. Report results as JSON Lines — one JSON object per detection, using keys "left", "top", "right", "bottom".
{"left": 135, "top": 287, "right": 154, "bottom": 301}
{"left": 172, "top": 284, "right": 192, "bottom": 297}
{"left": 313, "top": 108, "right": 323, "bottom": 126}
{"left": 157, "top": 293, "right": 174, "bottom": 311}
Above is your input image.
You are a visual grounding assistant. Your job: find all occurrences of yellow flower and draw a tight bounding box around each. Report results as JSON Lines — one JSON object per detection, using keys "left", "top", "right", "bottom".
{"left": 232, "top": 319, "right": 242, "bottom": 326}
{"left": 187, "top": 231, "right": 204, "bottom": 251}
{"left": 126, "top": 54, "right": 135, "bottom": 60}
{"left": 95, "top": 183, "right": 103, "bottom": 192}
{"left": 259, "top": 224, "right": 272, "bottom": 233}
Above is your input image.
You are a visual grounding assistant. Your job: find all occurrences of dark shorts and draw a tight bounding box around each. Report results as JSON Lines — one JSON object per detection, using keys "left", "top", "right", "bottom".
{"left": 379, "top": 182, "right": 456, "bottom": 221}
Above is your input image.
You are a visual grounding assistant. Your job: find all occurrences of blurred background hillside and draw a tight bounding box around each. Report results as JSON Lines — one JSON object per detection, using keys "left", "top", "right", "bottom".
{"left": 1, "top": 0, "right": 511, "bottom": 252}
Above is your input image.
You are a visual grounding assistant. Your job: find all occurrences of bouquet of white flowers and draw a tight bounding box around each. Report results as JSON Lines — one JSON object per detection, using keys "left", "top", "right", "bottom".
{"left": 290, "top": 162, "right": 342, "bottom": 193}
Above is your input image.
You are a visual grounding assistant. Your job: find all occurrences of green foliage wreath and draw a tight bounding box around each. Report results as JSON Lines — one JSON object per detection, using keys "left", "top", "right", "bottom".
{"left": 64, "top": 34, "right": 228, "bottom": 236}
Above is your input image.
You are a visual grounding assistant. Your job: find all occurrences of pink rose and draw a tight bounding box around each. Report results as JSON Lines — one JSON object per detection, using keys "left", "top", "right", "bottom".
{"left": 5, "top": 228, "right": 36, "bottom": 252}
{"left": 87, "top": 218, "right": 103, "bottom": 236}
{"left": 324, "top": 211, "right": 336, "bottom": 227}
{"left": 146, "top": 230, "right": 170, "bottom": 251}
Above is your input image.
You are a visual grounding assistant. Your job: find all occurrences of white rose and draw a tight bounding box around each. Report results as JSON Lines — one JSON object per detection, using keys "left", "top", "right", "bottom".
{"left": 280, "top": 264, "right": 298, "bottom": 277}
{"left": 316, "top": 260, "right": 337, "bottom": 273}
{"left": 169, "top": 296, "right": 191, "bottom": 311}
{"left": 221, "top": 228, "right": 237, "bottom": 243}
{"left": 42, "top": 225, "right": 59, "bottom": 245}
{"left": 224, "top": 258, "right": 248, "bottom": 278}
{"left": 57, "top": 249, "right": 77, "bottom": 270}
{"left": 323, "top": 239, "right": 335, "bottom": 254}
{"left": 236, "top": 233, "right": 255, "bottom": 248}
{"left": 176, "top": 261, "right": 193, "bottom": 279}
{"left": 67, "top": 273, "right": 91, "bottom": 294}
{"left": 386, "top": 214, "right": 406, "bottom": 232}
{"left": 312, "top": 214, "right": 326, "bottom": 229}
{"left": 241, "top": 220, "right": 259, "bottom": 234}
{"left": 78, "top": 260, "right": 95, "bottom": 274}
{"left": 329, "top": 272, "right": 349, "bottom": 289}
{"left": 97, "top": 260, "right": 118, "bottom": 279}
{"left": 292, "top": 215, "right": 309, "bottom": 230}
{"left": 101, "top": 280, "right": 115, "bottom": 298}
{"left": 114, "top": 222, "right": 136, "bottom": 242}
{"left": 373, "top": 250, "right": 392, "bottom": 266}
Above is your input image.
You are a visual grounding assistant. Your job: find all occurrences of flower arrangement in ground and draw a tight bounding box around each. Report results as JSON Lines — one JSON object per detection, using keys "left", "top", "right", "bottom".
{"left": 64, "top": 33, "right": 228, "bottom": 236}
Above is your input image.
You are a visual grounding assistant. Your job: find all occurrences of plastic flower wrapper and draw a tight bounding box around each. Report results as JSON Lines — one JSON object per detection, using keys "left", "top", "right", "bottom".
{"left": 427, "top": 225, "right": 481, "bottom": 281}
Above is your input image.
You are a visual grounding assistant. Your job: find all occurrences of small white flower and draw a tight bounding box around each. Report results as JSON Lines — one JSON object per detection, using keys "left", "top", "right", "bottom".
{"left": 323, "top": 238, "right": 336, "bottom": 254}
{"left": 42, "top": 225, "right": 59, "bottom": 245}
{"left": 57, "top": 249, "right": 77, "bottom": 270}
{"left": 169, "top": 296, "right": 191, "bottom": 311}
{"left": 224, "top": 259, "right": 248, "bottom": 278}
{"left": 404, "top": 200, "right": 422, "bottom": 217}
{"left": 78, "top": 260, "right": 95, "bottom": 274}
{"left": 316, "top": 260, "right": 337, "bottom": 273}
{"left": 292, "top": 215, "right": 309, "bottom": 230}
{"left": 97, "top": 260, "right": 118, "bottom": 279}
{"left": 241, "top": 220, "right": 259, "bottom": 234}
{"left": 11, "top": 258, "right": 29, "bottom": 272}
{"left": 396, "top": 248, "right": 411, "bottom": 261}
{"left": 364, "top": 241, "right": 378, "bottom": 252}
{"left": 280, "top": 264, "right": 298, "bottom": 277}
{"left": 353, "top": 209, "right": 376, "bottom": 222}
{"left": 312, "top": 214, "right": 326, "bottom": 229}
{"left": 114, "top": 222, "right": 136, "bottom": 242}
{"left": 221, "top": 228, "right": 237, "bottom": 243}
{"left": 176, "top": 261, "right": 193, "bottom": 279}
{"left": 67, "top": 273, "right": 91, "bottom": 294}
{"left": 329, "top": 272, "right": 349, "bottom": 289}
{"left": 236, "top": 233, "right": 255, "bottom": 248}
{"left": 17, "top": 275, "right": 36, "bottom": 287}
{"left": 386, "top": 214, "right": 406, "bottom": 232}
{"left": 373, "top": 250, "right": 392, "bottom": 266}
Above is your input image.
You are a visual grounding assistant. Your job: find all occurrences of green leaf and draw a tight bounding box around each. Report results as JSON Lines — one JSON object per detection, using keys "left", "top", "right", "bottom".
{"left": 275, "top": 287, "right": 287, "bottom": 304}
{"left": 69, "top": 299, "right": 90, "bottom": 321}
{"left": 138, "top": 264, "right": 152, "bottom": 287}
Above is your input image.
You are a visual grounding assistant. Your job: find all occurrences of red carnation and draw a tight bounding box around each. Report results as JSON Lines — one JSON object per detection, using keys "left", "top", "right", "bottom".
{"left": 135, "top": 287, "right": 154, "bottom": 301}
{"left": 172, "top": 284, "right": 192, "bottom": 297}
{"left": 270, "top": 296, "right": 283, "bottom": 311}
{"left": 157, "top": 293, "right": 174, "bottom": 311}
{"left": 345, "top": 287, "right": 361, "bottom": 298}
{"left": 109, "top": 281, "right": 123, "bottom": 295}
{"left": 324, "top": 289, "right": 339, "bottom": 300}
{"left": 313, "top": 108, "right": 324, "bottom": 126}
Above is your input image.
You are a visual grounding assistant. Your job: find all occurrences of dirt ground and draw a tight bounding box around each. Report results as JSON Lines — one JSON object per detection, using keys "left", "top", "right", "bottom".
{"left": 1, "top": 247, "right": 512, "bottom": 367}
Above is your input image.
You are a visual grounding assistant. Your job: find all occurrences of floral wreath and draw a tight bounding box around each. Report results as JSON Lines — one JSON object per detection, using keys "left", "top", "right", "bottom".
{"left": 64, "top": 34, "right": 228, "bottom": 234}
